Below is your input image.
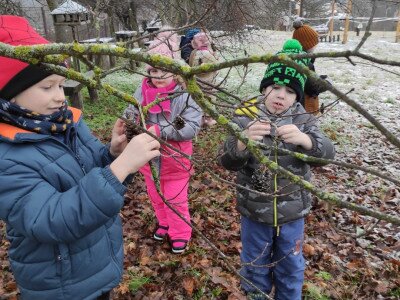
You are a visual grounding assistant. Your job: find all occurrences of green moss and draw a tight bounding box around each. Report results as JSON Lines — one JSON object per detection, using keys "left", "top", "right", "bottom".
{"left": 277, "top": 53, "right": 288, "bottom": 61}
{"left": 249, "top": 55, "right": 262, "bottom": 62}
{"left": 180, "top": 65, "right": 191, "bottom": 73}
{"left": 102, "top": 83, "right": 114, "bottom": 94}
{"left": 197, "top": 63, "right": 214, "bottom": 72}
{"left": 93, "top": 67, "right": 102, "bottom": 76}
{"left": 45, "top": 54, "right": 66, "bottom": 64}
{"left": 72, "top": 42, "right": 85, "bottom": 53}
{"left": 114, "top": 46, "right": 126, "bottom": 54}
{"left": 149, "top": 54, "right": 162, "bottom": 63}
{"left": 122, "top": 93, "right": 135, "bottom": 103}
{"left": 89, "top": 45, "right": 102, "bottom": 54}
{"left": 293, "top": 152, "right": 308, "bottom": 160}
{"left": 217, "top": 115, "right": 229, "bottom": 125}
{"left": 14, "top": 46, "right": 32, "bottom": 60}
{"left": 30, "top": 58, "right": 40, "bottom": 64}
{"left": 65, "top": 69, "right": 78, "bottom": 80}
{"left": 260, "top": 53, "right": 273, "bottom": 62}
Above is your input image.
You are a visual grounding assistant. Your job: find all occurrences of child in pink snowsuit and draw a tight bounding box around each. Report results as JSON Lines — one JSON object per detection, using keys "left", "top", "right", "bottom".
{"left": 123, "top": 32, "right": 203, "bottom": 254}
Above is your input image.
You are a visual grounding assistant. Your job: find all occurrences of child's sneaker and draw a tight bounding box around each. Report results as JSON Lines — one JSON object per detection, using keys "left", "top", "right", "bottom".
{"left": 246, "top": 291, "right": 267, "bottom": 300}
{"left": 170, "top": 239, "right": 188, "bottom": 254}
{"left": 153, "top": 225, "right": 168, "bottom": 241}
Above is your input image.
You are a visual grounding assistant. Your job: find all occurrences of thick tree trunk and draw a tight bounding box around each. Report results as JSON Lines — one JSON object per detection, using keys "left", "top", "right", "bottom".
{"left": 128, "top": 1, "right": 144, "bottom": 47}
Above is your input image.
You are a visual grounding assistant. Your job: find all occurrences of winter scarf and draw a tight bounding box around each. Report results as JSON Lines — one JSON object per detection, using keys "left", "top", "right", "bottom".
{"left": 0, "top": 98, "right": 75, "bottom": 147}
{"left": 141, "top": 78, "right": 177, "bottom": 113}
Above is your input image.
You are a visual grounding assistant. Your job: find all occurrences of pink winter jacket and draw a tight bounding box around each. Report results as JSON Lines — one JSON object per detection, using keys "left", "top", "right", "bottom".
{"left": 123, "top": 83, "right": 203, "bottom": 180}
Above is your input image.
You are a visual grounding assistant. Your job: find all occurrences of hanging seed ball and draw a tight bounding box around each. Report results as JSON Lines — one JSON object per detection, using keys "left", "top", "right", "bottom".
{"left": 125, "top": 121, "right": 141, "bottom": 142}
{"left": 251, "top": 164, "right": 273, "bottom": 193}
{"left": 173, "top": 116, "right": 186, "bottom": 130}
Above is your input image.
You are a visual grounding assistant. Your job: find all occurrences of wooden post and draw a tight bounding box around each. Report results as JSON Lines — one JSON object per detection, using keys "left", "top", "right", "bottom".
{"left": 329, "top": 0, "right": 336, "bottom": 39}
{"left": 342, "top": 0, "right": 352, "bottom": 44}
{"left": 396, "top": 7, "right": 400, "bottom": 43}
{"left": 69, "top": 26, "right": 81, "bottom": 72}
{"left": 299, "top": 0, "right": 304, "bottom": 17}
{"left": 41, "top": 7, "right": 49, "bottom": 38}
{"left": 296, "top": 0, "right": 301, "bottom": 16}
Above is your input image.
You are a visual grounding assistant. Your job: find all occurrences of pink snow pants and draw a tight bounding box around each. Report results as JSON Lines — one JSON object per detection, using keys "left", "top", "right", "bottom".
{"left": 144, "top": 175, "right": 192, "bottom": 241}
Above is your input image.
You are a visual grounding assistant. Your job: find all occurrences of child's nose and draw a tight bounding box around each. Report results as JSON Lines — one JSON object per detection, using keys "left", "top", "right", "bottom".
{"left": 56, "top": 87, "right": 66, "bottom": 101}
{"left": 277, "top": 87, "right": 287, "bottom": 99}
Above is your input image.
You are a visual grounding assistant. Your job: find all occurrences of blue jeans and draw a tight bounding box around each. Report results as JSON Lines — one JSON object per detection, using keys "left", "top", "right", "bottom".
{"left": 240, "top": 216, "right": 305, "bottom": 300}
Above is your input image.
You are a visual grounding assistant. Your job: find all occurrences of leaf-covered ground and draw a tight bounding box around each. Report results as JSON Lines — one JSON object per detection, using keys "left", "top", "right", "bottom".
{"left": 1, "top": 30, "right": 399, "bottom": 299}
{"left": 1, "top": 125, "right": 398, "bottom": 299}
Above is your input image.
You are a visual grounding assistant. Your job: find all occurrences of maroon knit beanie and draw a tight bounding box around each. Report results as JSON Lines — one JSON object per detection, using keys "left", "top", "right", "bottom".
{"left": 0, "top": 15, "right": 53, "bottom": 100}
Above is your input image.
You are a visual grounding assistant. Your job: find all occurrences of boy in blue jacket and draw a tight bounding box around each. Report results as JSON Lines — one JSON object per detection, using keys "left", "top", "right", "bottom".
{"left": 0, "top": 15, "right": 160, "bottom": 300}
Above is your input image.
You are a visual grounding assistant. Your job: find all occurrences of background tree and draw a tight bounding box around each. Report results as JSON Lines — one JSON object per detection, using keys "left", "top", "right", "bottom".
{"left": 0, "top": 0, "right": 24, "bottom": 15}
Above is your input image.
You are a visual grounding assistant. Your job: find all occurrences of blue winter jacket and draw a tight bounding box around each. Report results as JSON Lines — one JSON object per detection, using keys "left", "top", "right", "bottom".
{"left": 0, "top": 108, "right": 126, "bottom": 300}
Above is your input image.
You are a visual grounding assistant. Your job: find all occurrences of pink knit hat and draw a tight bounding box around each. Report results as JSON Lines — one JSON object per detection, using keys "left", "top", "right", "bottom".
{"left": 146, "top": 30, "right": 179, "bottom": 71}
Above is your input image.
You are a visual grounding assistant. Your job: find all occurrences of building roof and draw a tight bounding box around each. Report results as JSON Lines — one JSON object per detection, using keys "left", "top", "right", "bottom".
{"left": 50, "top": 0, "right": 88, "bottom": 14}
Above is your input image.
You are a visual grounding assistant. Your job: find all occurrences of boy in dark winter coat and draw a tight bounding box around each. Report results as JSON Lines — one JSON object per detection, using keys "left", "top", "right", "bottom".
{"left": 0, "top": 15, "right": 160, "bottom": 300}
{"left": 219, "top": 39, "right": 335, "bottom": 300}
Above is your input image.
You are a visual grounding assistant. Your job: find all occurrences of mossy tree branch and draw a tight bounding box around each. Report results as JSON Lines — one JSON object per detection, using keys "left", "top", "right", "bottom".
{"left": 0, "top": 42, "right": 399, "bottom": 225}
{"left": 1, "top": 41, "right": 399, "bottom": 149}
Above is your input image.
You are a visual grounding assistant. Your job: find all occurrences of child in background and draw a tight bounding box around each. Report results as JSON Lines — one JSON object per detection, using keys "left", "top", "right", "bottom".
{"left": 0, "top": 15, "right": 160, "bottom": 300}
{"left": 219, "top": 40, "right": 335, "bottom": 299}
{"left": 189, "top": 32, "right": 219, "bottom": 94}
{"left": 123, "top": 31, "right": 203, "bottom": 254}
{"left": 292, "top": 18, "right": 330, "bottom": 115}
{"left": 179, "top": 28, "right": 201, "bottom": 64}
{"left": 189, "top": 32, "right": 219, "bottom": 126}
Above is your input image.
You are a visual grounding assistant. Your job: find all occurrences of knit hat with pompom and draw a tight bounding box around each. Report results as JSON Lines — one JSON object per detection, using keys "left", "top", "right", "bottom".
{"left": 259, "top": 39, "right": 310, "bottom": 102}
{"left": 146, "top": 29, "right": 180, "bottom": 71}
{"left": 292, "top": 18, "right": 319, "bottom": 51}
{"left": 0, "top": 15, "right": 53, "bottom": 100}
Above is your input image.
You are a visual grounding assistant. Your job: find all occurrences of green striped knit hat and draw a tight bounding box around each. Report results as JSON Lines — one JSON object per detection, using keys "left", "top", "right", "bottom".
{"left": 259, "top": 39, "right": 310, "bottom": 101}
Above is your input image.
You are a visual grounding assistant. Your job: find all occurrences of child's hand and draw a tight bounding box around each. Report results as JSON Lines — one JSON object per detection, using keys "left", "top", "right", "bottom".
{"left": 110, "top": 119, "right": 128, "bottom": 157}
{"left": 110, "top": 126, "right": 161, "bottom": 182}
{"left": 276, "top": 124, "right": 312, "bottom": 150}
{"left": 237, "top": 120, "right": 271, "bottom": 151}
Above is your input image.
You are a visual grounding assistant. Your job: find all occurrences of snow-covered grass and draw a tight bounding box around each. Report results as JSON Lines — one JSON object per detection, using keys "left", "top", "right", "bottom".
{"left": 214, "top": 30, "right": 400, "bottom": 160}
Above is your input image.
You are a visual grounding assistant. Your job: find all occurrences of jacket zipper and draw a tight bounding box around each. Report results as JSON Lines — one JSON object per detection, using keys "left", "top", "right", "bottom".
{"left": 273, "top": 140, "right": 278, "bottom": 233}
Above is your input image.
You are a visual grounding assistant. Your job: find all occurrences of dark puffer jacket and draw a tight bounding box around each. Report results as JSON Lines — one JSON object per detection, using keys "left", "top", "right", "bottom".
{"left": 0, "top": 108, "right": 125, "bottom": 300}
{"left": 219, "top": 100, "right": 335, "bottom": 226}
